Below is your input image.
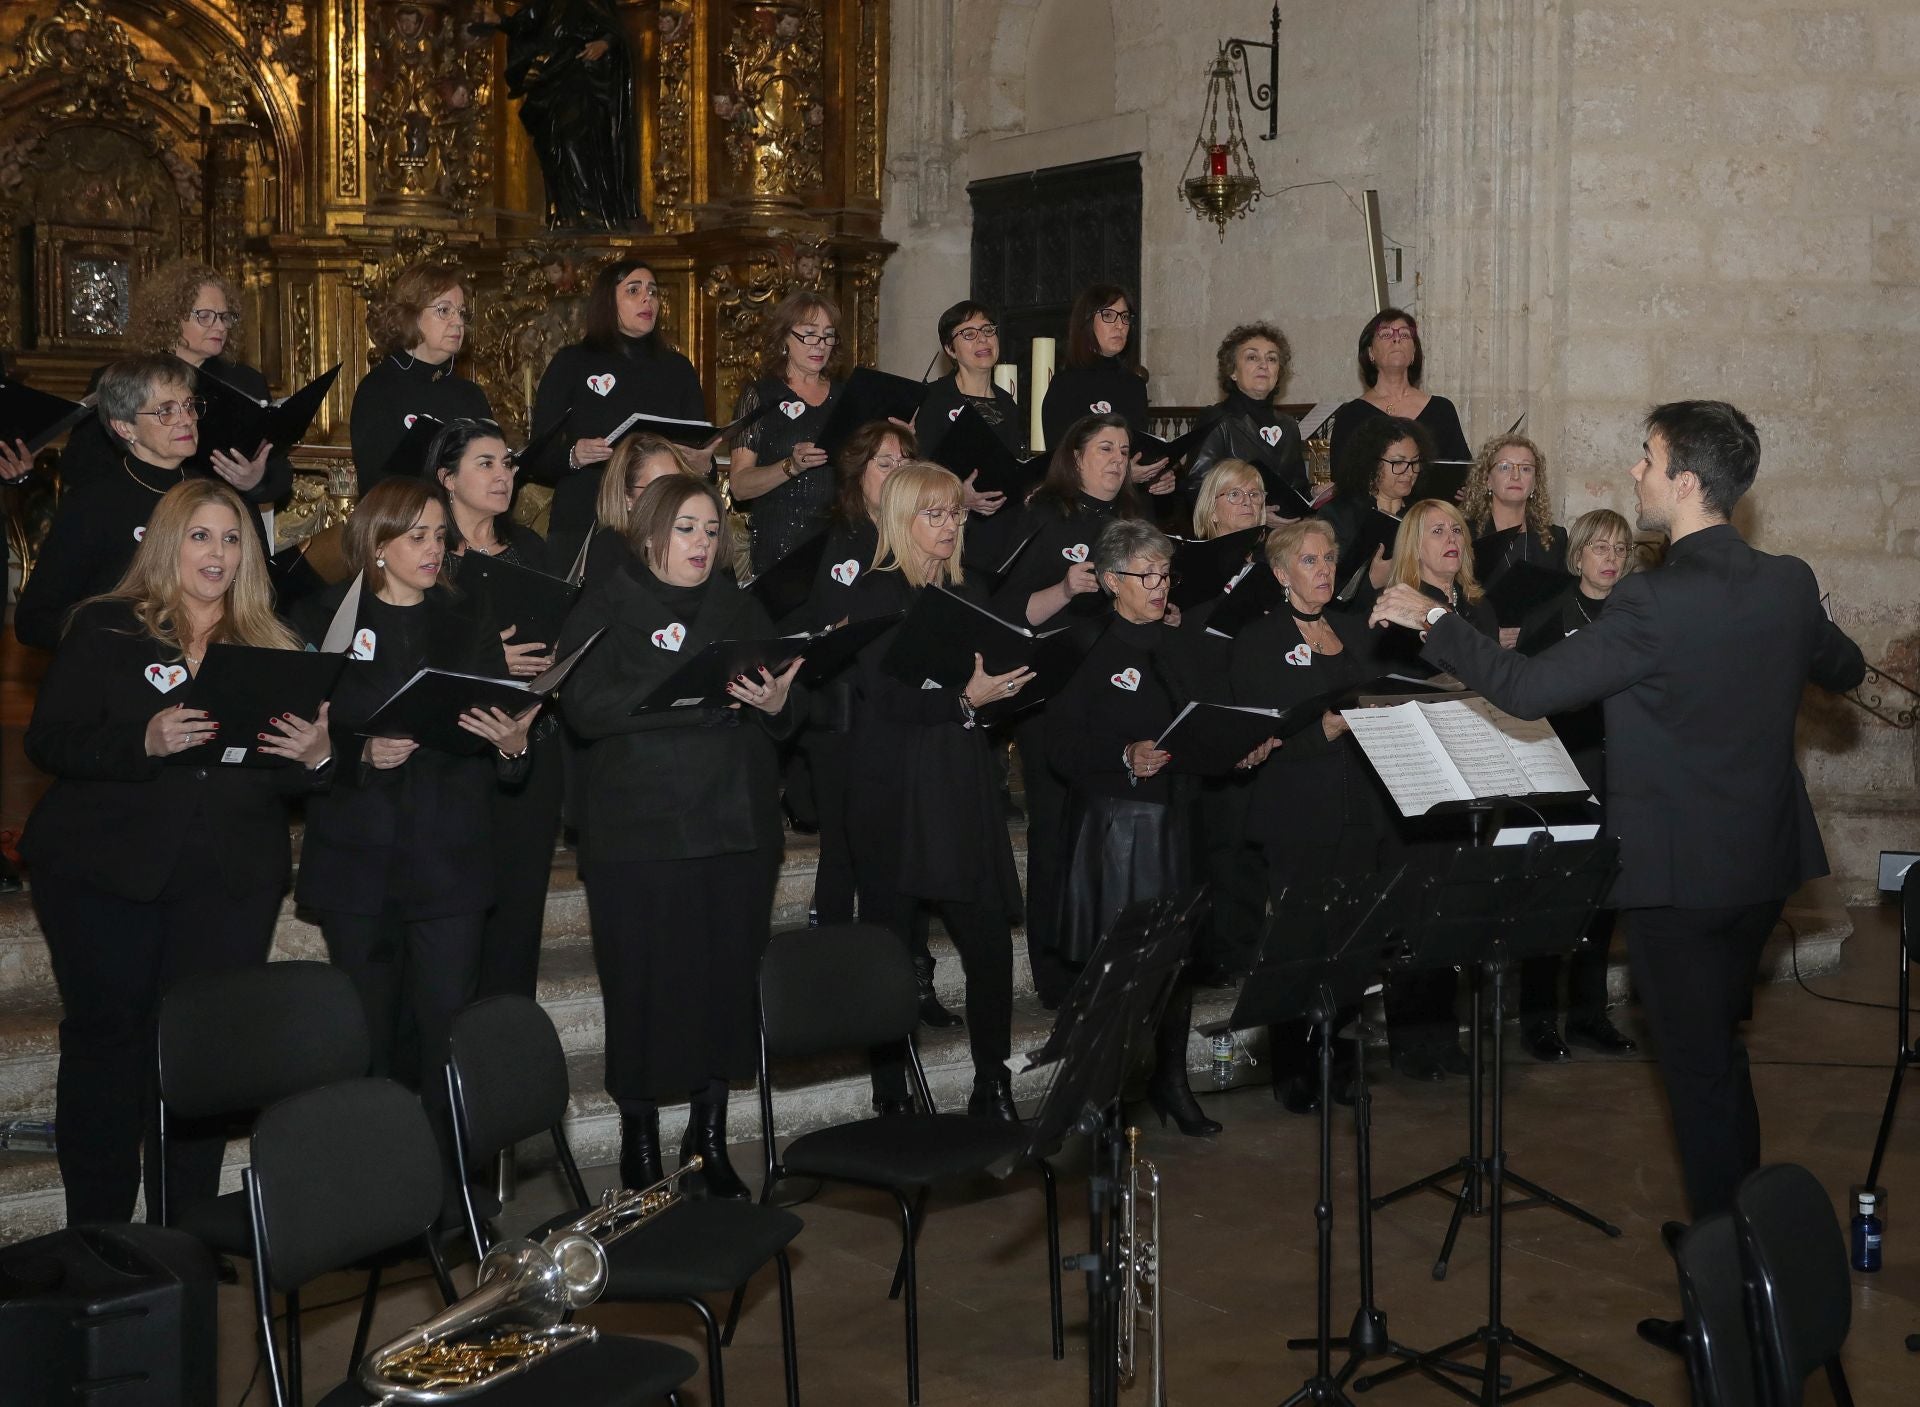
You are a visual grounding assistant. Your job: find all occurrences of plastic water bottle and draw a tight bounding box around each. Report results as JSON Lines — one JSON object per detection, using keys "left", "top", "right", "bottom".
{"left": 1210, "top": 1033, "right": 1236, "bottom": 1088}
{"left": 1851, "top": 1187, "right": 1883, "bottom": 1273}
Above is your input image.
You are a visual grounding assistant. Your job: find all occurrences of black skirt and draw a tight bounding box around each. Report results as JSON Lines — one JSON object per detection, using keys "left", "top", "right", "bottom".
{"left": 1055, "top": 791, "right": 1193, "bottom": 966}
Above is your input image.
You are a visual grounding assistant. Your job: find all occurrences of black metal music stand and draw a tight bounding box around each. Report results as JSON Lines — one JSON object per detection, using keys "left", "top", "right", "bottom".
{"left": 1353, "top": 835, "right": 1651, "bottom": 1407}
{"left": 1863, "top": 862, "right": 1918, "bottom": 1196}
{"left": 1373, "top": 801, "right": 1622, "bottom": 1279}
{"left": 1005, "top": 890, "right": 1206, "bottom": 1407}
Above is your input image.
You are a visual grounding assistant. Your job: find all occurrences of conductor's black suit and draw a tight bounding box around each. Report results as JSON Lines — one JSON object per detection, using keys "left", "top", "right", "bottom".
{"left": 1418, "top": 522, "right": 1866, "bottom": 1217}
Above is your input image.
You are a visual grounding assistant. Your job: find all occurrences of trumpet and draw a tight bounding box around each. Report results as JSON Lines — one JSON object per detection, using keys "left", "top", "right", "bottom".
{"left": 1118, "top": 1127, "right": 1166, "bottom": 1404}
{"left": 359, "top": 1158, "right": 701, "bottom": 1402}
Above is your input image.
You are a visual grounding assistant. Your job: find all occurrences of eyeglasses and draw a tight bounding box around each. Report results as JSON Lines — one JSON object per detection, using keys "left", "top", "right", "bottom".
{"left": 1374, "top": 326, "right": 1416, "bottom": 343}
{"left": 1111, "top": 568, "right": 1176, "bottom": 588}
{"left": 916, "top": 507, "right": 968, "bottom": 526}
{"left": 870, "top": 455, "right": 903, "bottom": 472}
{"left": 1216, "top": 488, "right": 1267, "bottom": 507}
{"left": 1378, "top": 457, "right": 1420, "bottom": 474}
{"left": 425, "top": 302, "right": 472, "bottom": 323}
{"left": 789, "top": 329, "right": 839, "bottom": 347}
{"left": 951, "top": 324, "right": 998, "bottom": 343}
{"left": 135, "top": 397, "right": 206, "bottom": 426}
{"left": 1095, "top": 308, "right": 1134, "bottom": 326}
{"left": 1492, "top": 459, "right": 1535, "bottom": 476}
{"left": 188, "top": 309, "right": 241, "bottom": 328}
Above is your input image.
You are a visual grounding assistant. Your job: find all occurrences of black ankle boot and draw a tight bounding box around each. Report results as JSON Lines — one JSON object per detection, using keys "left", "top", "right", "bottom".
{"left": 967, "top": 1074, "right": 1020, "bottom": 1122}
{"left": 1145, "top": 984, "right": 1222, "bottom": 1137}
{"left": 619, "top": 1109, "right": 663, "bottom": 1190}
{"left": 913, "top": 953, "right": 964, "bottom": 1029}
{"left": 681, "top": 1100, "right": 751, "bottom": 1200}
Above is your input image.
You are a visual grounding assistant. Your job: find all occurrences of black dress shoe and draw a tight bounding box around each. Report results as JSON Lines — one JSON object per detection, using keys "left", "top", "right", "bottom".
{"left": 681, "top": 1102, "right": 752, "bottom": 1200}
{"left": 1437, "top": 1042, "right": 1473, "bottom": 1077}
{"left": 1567, "top": 1014, "right": 1638, "bottom": 1055}
{"left": 1145, "top": 1078, "right": 1223, "bottom": 1137}
{"left": 1274, "top": 1075, "right": 1319, "bottom": 1115}
{"left": 1390, "top": 1048, "right": 1445, "bottom": 1083}
{"left": 913, "top": 954, "right": 964, "bottom": 1028}
{"left": 1636, "top": 1316, "right": 1688, "bottom": 1358}
{"left": 1523, "top": 1022, "right": 1573, "bottom": 1064}
{"left": 619, "top": 1110, "right": 664, "bottom": 1190}
{"left": 966, "top": 1075, "right": 1021, "bottom": 1123}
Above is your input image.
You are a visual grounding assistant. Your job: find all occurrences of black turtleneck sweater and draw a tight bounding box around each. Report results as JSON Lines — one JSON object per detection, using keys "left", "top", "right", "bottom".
{"left": 1041, "top": 355, "right": 1151, "bottom": 449}
{"left": 349, "top": 352, "right": 494, "bottom": 493}
{"left": 992, "top": 489, "right": 1131, "bottom": 627}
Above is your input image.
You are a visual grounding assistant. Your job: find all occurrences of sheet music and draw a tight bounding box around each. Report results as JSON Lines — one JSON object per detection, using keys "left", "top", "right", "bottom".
{"left": 1418, "top": 699, "right": 1533, "bottom": 798}
{"left": 1458, "top": 696, "right": 1589, "bottom": 794}
{"left": 1340, "top": 703, "right": 1471, "bottom": 816}
{"left": 1297, "top": 400, "right": 1340, "bottom": 440}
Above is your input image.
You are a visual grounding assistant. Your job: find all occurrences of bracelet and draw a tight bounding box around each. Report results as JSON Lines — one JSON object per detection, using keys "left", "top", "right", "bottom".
{"left": 1121, "top": 744, "right": 1139, "bottom": 787}
{"left": 498, "top": 742, "right": 530, "bottom": 760}
{"left": 783, "top": 457, "right": 800, "bottom": 479}
{"left": 957, "top": 694, "right": 978, "bottom": 730}
{"left": 566, "top": 444, "right": 578, "bottom": 471}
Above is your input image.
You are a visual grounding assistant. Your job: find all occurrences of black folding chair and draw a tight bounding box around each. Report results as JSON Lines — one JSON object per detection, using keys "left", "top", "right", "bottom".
{"left": 1670, "top": 1214, "right": 1757, "bottom": 1407}
{"left": 446, "top": 995, "right": 802, "bottom": 1407}
{"left": 1732, "top": 1163, "right": 1855, "bottom": 1407}
{"left": 246, "top": 1077, "right": 699, "bottom": 1407}
{"left": 755, "top": 923, "right": 1064, "bottom": 1407}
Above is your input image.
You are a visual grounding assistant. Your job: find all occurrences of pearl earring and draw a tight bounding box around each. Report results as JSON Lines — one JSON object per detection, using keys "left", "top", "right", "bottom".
{"left": 375, "top": 557, "right": 386, "bottom": 568}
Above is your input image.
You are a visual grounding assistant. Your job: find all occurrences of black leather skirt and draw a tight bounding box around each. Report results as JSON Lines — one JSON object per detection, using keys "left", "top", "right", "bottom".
{"left": 1055, "top": 791, "right": 1193, "bottom": 966}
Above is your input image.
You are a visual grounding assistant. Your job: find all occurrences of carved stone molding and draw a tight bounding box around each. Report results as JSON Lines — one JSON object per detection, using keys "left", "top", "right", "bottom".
{"left": 713, "top": 2, "right": 825, "bottom": 207}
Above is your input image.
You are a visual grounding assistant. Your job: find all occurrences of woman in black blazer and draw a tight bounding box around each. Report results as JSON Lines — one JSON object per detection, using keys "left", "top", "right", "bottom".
{"left": 557, "top": 475, "right": 801, "bottom": 1197}
{"left": 294, "top": 478, "right": 537, "bottom": 1148}
{"left": 841, "top": 463, "right": 1029, "bottom": 1118}
{"left": 24, "top": 480, "right": 332, "bottom": 1223}
{"left": 1231, "top": 519, "right": 1391, "bottom": 1111}
{"left": 349, "top": 262, "right": 494, "bottom": 492}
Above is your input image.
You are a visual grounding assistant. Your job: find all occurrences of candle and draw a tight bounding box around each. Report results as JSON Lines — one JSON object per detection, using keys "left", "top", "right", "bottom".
{"left": 1029, "top": 337, "right": 1056, "bottom": 452}
{"left": 1208, "top": 143, "right": 1230, "bottom": 178}
{"left": 993, "top": 363, "right": 1019, "bottom": 401}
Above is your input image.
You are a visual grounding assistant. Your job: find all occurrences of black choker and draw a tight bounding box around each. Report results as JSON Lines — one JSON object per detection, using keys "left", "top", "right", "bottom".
{"left": 1290, "top": 606, "right": 1325, "bottom": 623}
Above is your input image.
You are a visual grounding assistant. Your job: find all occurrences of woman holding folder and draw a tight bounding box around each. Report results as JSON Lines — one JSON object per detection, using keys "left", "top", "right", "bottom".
{"left": 294, "top": 478, "right": 537, "bottom": 1158}
{"left": 24, "top": 479, "right": 332, "bottom": 1223}
{"left": 557, "top": 474, "right": 801, "bottom": 1196}
{"left": 841, "top": 463, "right": 1027, "bottom": 1118}
{"left": 1316, "top": 413, "right": 1434, "bottom": 601}
{"left": 349, "top": 262, "right": 495, "bottom": 493}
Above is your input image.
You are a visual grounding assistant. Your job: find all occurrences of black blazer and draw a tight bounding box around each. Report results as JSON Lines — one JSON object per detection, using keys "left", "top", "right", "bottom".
{"left": 293, "top": 582, "right": 522, "bottom": 918}
{"left": 1473, "top": 522, "right": 1569, "bottom": 581}
{"left": 349, "top": 353, "right": 494, "bottom": 493}
{"left": 1516, "top": 585, "right": 1608, "bottom": 793}
{"left": 1419, "top": 524, "right": 1867, "bottom": 909}
{"left": 21, "top": 601, "right": 317, "bottom": 901}
{"left": 557, "top": 562, "right": 796, "bottom": 866}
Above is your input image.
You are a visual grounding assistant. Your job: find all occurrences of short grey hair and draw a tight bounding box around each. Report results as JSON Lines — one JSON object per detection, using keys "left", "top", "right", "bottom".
{"left": 97, "top": 354, "right": 195, "bottom": 440}
{"left": 1094, "top": 518, "right": 1175, "bottom": 595}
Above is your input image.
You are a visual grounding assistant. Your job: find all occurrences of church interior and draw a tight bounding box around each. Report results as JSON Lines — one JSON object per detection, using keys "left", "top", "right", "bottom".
{"left": 0, "top": 1, "right": 1917, "bottom": 1403}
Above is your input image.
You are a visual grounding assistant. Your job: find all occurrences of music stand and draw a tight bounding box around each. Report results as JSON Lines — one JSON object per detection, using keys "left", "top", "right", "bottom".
{"left": 1373, "top": 801, "right": 1622, "bottom": 1278}
{"left": 1354, "top": 835, "right": 1651, "bottom": 1407}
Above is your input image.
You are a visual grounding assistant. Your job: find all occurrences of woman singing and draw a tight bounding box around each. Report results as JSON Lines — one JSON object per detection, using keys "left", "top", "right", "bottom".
{"left": 558, "top": 475, "right": 801, "bottom": 1196}
{"left": 842, "top": 463, "right": 1027, "bottom": 1117}
{"left": 1326, "top": 307, "right": 1470, "bottom": 473}
{"left": 1185, "top": 322, "right": 1309, "bottom": 515}
{"left": 573, "top": 431, "right": 696, "bottom": 588}
{"left": 725, "top": 290, "right": 847, "bottom": 572}
{"left": 1040, "top": 285, "right": 1170, "bottom": 493}
{"left": 912, "top": 300, "right": 1018, "bottom": 562}
{"left": 24, "top": 480, "right": 332, "bottom": 1223}
{"left": 350, "top": 262, "right": 494, "bottom": 492}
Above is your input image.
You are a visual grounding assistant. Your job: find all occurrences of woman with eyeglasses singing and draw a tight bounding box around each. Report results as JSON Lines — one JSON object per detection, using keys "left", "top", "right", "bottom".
{"left": 1316, "top": 413, "right": 1435, "bottom": 601}
{"left": 1041, "top": 285, "right": 1173, "bottom": 495}
{"left": 912, "top": 300, "right": 1020, "bottom": 564}
{"left": 725, "top": 290, "right": 848, "bottom": 573}
{"left": 1326, "top": 307, "right": 1470, "bottom": 475}
{"left": 349, "top": 261, "right": 495, "bottom": 493}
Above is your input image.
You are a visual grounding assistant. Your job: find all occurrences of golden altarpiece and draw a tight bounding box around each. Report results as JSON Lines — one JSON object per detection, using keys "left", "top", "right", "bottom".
{"left": 0, "top": 0, "right": 892, "bottom": 551}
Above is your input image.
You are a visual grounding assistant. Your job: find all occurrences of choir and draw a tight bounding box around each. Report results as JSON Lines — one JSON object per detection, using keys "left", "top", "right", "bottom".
{"left": 14, "top": 261, "right": 1655, "bottom": 1229}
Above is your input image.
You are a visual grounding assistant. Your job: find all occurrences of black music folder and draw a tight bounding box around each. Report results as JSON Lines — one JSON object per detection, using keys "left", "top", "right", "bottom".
{"left": 880, "top": 584, "right": 1092, "bottom": 720}
{"left": 451, "top": 550, "right": 581, "bottom": 645}
{"left": 743, "top": 530, "right": 830, "bottom": 627}
{"left": 0, "top": 376, "right": 91, "bottom": 454}
{"left": 928, "top": 404, "right": 1044, "bottom": 500}
{"left": 632, "top": 614, "right": 897, "bottom": 712}
{"left": 197, "top": 364, "right": 340, "bottom": 459}
{"left": 168, "top": 645, "right": 347, "bottom": 769}
{"left": 361, "top": 630, "right": 600, "bottom": 754}
{"left": 1483, "top": 559, "right": 1573, "bottom": 628}
{"left": 513, "top": 406, "right": 572, "bottom": 467}
{"left": 1264, "top": 478, "right": 1319, "bottom": 521}
{"left": 816, "top": 367, "right": 933, "bottom": 462}
{"left": 1335, "top": 508, "right": 1405, "bottom": 600}
{"left": 1152, "top": 701, "right": 1287, "bottom": 776}
{"left": 375, "top": 412, "right": 444, "bottom": 481}
{"left": 1132, "top": 410, "right": 1225, "bottom": 470}
{"left": 1200, "top": 563, "right": 1284, "bottom": 639}
{"left": 1170, "top": 527, "right": 1264, "bottom": 611}
{"left": 1410, "top": 458, "right": 1472, "bottom": 506}
{"left": 604, "top": 399, "right": 771, "bottom": 450}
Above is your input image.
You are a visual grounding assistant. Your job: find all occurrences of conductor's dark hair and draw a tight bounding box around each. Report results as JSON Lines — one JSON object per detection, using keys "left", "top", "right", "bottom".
{"left": 1064, "top": 284, "right": 1139, "bottom": 370}
{"left": 1031, "top": 412, "right": 1145, "bottom": 520}
{"left": 834, "top": 420, "right": 918, "bottom": 527}
{"left": 582, "top": 256, "right": 663, "bottom": 351}
{"left": 1356, "top": 306, "right": 1423, "bottom": 389}
{"left": 937, "top": 300, "right": 997, "bottom": 352}
{"left": 1645, "top": 400, "right": 1760, "bottom": 518}
{"left": 1332, "top": 413, "right": 1434, "bottom": 502}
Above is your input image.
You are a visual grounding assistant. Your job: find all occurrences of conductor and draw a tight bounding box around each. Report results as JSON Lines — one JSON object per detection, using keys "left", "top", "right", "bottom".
{"left": 1368, "top": 400, "right": 1865, "bottom": 1234}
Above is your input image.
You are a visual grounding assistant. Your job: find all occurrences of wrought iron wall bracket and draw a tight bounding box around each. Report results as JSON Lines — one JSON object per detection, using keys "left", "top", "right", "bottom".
{"left": 1846, "top": 662, "right": 1920, "bottom": 730}
{"left": 1223, "top": 6, "right": 1281, "bottom": 141}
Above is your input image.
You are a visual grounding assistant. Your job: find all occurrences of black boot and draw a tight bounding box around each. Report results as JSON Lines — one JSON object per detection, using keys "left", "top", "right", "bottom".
{"left": 913, "top": 953, "right": 964, "bottom": 1029}
{"left": 619, "top": 1107, "right": 663, "bottom": 1190}
{"left": 967, "top": 1074, "right": 1020, "bottom": 1123}
{"left": 1144, "top": 985, "right": 1222, "bottom": 1138}
{"left": 681, "top": 1097, "right": 752, "bottom": 1200}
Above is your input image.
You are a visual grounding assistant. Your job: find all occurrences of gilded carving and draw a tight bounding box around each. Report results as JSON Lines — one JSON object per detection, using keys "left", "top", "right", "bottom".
{"left": 289, "top": 282, "right": 316, "bottom": 384}
{"left": 339, "top": 0, "right": 362, "bottom": 195}
{"left": 713, "top": 2, "right": 825, "bottom": 204}
{"left": 237, "top": 0, "right": 316, "bottom": 85}
{"left": 4, "top": 0, "right": 193, "bottom": 127}
{"left": 651, "top": 0, "right": 695, "bottom": 233}
{"left": 365, "top": 2, "right": 493, "bottom": 214}
{"left": 852, "top": 0, "right": 878, "bottom": 200}
{"left": 844, "top": 246, "right": 881, "bottom": 368}
{"left": 352, "top": 227, "right": 452, "bottom": 310}
{"left": 471, "top": 241, "right": 591, "bottom": 437}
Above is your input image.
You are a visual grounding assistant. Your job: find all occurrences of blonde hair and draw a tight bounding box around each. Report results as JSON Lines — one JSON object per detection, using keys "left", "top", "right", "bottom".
{"left": 84, "top": 480, "right": 297, "bottom": 652}
{"left": 1263, "top": 517, "right": 1339, "bottom": 573}
{"left": 872, "top": 462, "right": 966, "bottom": 589}
{"left": 1566, "top": 508, "right": 1635, "bottom": 577}
{"left": 1191, "top": 459, "right": 1264, "bottom": 538}
{"left": 598, "top": 433, "right": 694, "bottom": 533}
{"left": 1462, "top": 433, "right": 1554, "bottom": 550}
{"left": 1389, "top": 499, "right": 1484, "bottom": 603}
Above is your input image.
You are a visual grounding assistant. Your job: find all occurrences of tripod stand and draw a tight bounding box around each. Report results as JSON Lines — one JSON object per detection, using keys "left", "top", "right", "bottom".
{"left": 1373, "top": 803, "right": 1621, "bottom": 1280}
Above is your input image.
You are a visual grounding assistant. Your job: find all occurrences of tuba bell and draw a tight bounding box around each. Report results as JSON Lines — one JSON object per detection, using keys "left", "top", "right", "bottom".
{"left": 358, "top": 1158, "right": 701, "bottom": 1402}
{"left": 1118, "top": 1126, "right": 1166, "bottom": 1404}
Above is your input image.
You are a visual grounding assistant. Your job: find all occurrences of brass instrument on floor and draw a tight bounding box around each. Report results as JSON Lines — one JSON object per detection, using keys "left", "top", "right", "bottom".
{"left": 1118, "top": 1127, "right": 1166, "bottom": 1404}
{"left": 358, "top": 1159, "right": 701, "bottom": 1402}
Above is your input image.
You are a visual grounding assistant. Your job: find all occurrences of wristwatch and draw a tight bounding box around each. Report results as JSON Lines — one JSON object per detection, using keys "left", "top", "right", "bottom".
{"left": 1425, "top": 605, "right": 1449, "bottom": 627}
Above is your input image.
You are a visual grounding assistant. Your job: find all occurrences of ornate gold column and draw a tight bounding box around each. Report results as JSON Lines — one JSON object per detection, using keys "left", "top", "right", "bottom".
{"left": 362, "top": 0, "right": 493, "bottom": 222}
{"left": 711, "top": 1, "right": 826, "bottom": 213}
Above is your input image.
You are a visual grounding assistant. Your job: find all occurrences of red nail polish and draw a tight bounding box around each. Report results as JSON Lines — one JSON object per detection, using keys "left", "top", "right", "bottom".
{"left": 257, "top": 733, "right": 269, "bottom": 740}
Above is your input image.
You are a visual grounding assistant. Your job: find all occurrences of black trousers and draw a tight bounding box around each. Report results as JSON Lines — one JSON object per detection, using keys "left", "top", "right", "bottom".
{"left": 477, "top": 728, "right": 565, "bottom": 1001}
{"left": 1014, "top": 712, "right": 1072, "bottom": 1004}
{"left": 1194, "top": 776, "right": 1265, "bottom": 975}
{"left": 1519, "top": 907, "right": 1615, "bottom": 1023}
{"left": 33, "top": 866, "right": 280, "bottom": 1225}
{"left": 862, "top": 884, "right": 1014, "bottom": 1104}
{"left": 1626, "top": 900, "right": 1782, "bottom": 1220}
{"left": 801, "top": 728, "right": 857, "bottom": 924}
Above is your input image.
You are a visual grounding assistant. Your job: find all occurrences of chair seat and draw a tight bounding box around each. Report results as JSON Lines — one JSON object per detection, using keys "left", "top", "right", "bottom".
{"left": 782, "top": 1113, "right": 1029, "bottom": 1187}
{"left": 317, "top": 1330, "right": 699, "bottom": 1406}
{"left": 525, "top": 1199, "right": 803, "bottom": 1298}
{"left": 172, "top": 1191, "right": 252, "bottom": 1257}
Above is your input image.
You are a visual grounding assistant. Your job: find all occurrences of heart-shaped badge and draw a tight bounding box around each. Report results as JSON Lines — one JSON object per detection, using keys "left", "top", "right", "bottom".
{"left": 587, "top": 373, "right": 616, "bottom": 397}
{"left": 1110, "top": 667, "right": 1141, "bottom": 692}
{"left": 1061, "top": 543, "right": 1090, "bottom": 563}
{"left": 1090, "top": 400, "right": 1112, "bottom": 414}
{"left": 779, "top": 399, "right": 806, "bottom": 419}
{"left": 132, "top": 526, "right": 146, "bottom": 543}
{"left": 1260, "top": 424, "right": 1283, "bottom": 447}
{"left": 145, "top": 662, "right": 188, "bottom": 693}
{"left": 650, "top": 621, "right": 687, "bottom": 652}
{"left": 1284, "top": 643, "right": 1312, "bottom": 667}
{"left": 403, "top": 413, "right": 418, "bottom": 429}
{"left": 947, "top": 406, "right": 963, "bottom": 421}
{"left": 829, "top": 559, "right": 860, "bottom": 586}
{"left": 351, "top": 628, "right": 377, "bottom": 661}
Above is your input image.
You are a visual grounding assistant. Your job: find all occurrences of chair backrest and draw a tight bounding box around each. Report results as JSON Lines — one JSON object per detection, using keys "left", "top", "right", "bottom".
{"left": 248, "top": 1078, "right": 442, "bottom": 1294}
{"left": 758, "top": 924, "right": 919, "bottom": 1062}
{"left": 159, "top": 961, "right": 371, "bottom": 1119}
{"left": 1674, "top": 1213, "right": 1757, "bottom": 1407}
{"left": 447, "top": 996, "right": 571, "bottom": 1166}
{"left": 1733, "top": 1163, "right": 1852, "bottom": 1407}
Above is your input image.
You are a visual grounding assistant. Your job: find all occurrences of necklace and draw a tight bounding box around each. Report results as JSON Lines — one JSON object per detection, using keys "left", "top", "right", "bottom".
{"left": 1573, "top": 591, "right": 1602, "bottom": 625}
{"left": 123, "top": 456, "right": 182, "bottom": 495}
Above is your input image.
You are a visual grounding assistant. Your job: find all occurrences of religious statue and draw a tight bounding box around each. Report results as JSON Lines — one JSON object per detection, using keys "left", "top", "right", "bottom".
{"left": 479, "top": 0, "right": 643, "bottom": 230}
